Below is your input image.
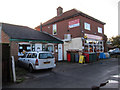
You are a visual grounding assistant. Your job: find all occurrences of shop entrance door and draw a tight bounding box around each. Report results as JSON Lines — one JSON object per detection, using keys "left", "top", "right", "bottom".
{"left": 58, "top": 44, "right": 63, "bottom": 61}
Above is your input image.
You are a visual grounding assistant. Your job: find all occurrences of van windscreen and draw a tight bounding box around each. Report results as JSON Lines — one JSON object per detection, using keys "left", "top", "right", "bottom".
{"left": 39, "top": 53, "right": 54, "bottom": 59}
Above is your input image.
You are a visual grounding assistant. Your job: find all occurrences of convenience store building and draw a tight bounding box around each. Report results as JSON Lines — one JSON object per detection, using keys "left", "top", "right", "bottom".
{"left": 35, "top": 7, "right": 107, "bottom": 60}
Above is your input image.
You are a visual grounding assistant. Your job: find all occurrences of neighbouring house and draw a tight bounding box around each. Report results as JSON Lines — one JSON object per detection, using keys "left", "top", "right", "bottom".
{"left": 35, "top": 7, "right": 107, "bottom": 60}
{"left": 0, "top": 23, "right": 63, "bottom": 62}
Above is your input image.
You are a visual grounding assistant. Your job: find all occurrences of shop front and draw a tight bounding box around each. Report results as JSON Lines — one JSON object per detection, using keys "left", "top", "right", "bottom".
{"left": 84, "top": 33, "right": 104, "bottom": 53}
{"left": 17, "top": 41, "right": 62, "bottom": 62}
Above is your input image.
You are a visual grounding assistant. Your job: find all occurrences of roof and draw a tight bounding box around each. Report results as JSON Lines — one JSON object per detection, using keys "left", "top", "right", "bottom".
{"left": 35, "top": 8, "right": 105, "bottom": 29}
{"left": 2, "top": 23, "right": 63, "bottom": 43}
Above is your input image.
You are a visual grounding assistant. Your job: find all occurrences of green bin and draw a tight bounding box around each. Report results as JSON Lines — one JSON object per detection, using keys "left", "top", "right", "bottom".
{"left": 70, "top": 53, "right": 75, "bottom": 62}
{"left": 89, "top": 53, "right": 97, "bottom": 62}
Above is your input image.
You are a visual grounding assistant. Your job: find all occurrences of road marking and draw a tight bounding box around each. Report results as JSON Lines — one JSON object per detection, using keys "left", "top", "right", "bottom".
{"left": 108, "top": 80, "right": 119, "bottom": 84}
{"left": 111, "top": 74, "right": 120, "bottom": 78}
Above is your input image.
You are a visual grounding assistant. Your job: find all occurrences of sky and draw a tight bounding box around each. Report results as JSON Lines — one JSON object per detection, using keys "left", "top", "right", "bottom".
{"left": 0, "top": 0, "right": 119, "bottom": 38}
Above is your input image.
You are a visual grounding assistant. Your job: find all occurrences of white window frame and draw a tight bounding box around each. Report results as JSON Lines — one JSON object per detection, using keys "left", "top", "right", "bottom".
{"left": 53, "top": 24, "right": 57, "bottom": 35}
{"left": 84, "top": 22, "right": 90, "bottom": 30}
{"left": 98, "top": 27, "right": 102, "bottom": 33}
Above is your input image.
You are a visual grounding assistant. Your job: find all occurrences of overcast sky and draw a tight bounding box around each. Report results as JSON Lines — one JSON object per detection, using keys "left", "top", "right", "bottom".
{"left": 0, "top": 0, "right": 119, "bottom": 38}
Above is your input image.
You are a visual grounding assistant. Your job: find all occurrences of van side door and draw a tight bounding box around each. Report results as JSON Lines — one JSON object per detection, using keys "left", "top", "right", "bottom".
{"left": 26, "top": 53, "right": 32, "bottom": 68}
{"left": 30, "top": 53, "right": 38, "bottom": 66}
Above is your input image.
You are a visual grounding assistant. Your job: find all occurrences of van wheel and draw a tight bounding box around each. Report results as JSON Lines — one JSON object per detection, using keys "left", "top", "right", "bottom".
{"left": 29, "top": 65, "right": 34, "bottom": 73}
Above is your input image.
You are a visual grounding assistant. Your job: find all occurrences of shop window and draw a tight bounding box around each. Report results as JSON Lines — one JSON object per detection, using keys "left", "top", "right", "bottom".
{"left": 84, "top": 22, "right": 90, "bottom": 30}
{"left": 84, "top": 39, "right": 104, "bottom": 53}
{"left": 27, "top": 46, "right": 31, "bottom": 51}
{"left": 18, "top": 44, "right": 31, "bottom": 56}
{"left": 47, "top": 45, "right": 54, "bottom": 53}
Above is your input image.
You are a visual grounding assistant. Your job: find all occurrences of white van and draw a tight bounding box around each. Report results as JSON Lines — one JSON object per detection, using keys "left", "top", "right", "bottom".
{"left": 18, "top": 51, "right": 56, "bottom": 72}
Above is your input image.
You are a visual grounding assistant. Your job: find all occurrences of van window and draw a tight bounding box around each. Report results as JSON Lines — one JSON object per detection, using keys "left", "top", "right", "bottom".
{"left": 39, "top": 53, "right": 54, "bottom": 59}
{"left": 21, "top": 53, "right": 26, "bottom": 58}
{"left": 32, "top": 53, "right": 37, "bottom": 58}
{"left": 27, "top": 53, "right": 32, "bottom": 58}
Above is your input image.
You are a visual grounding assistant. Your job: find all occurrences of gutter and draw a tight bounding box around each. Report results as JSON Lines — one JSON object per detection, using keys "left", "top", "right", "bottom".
{"left": 9, "top": 39, "right": 63, "bottom": 44}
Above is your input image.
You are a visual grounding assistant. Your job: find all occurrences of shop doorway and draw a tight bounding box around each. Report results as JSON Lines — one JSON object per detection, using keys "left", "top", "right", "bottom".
{"left": 58, "top": 44, "right": 63, "bottom": 61}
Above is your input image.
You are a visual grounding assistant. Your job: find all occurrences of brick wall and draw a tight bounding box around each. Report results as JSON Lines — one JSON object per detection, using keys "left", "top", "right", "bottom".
{"left": 39, "top": 15, "right": 104, "bottom": 40}
{"left": 1, "top": 30, "right": 19, "bottom": 61}
{"left": 1, "top": 30, "right": 10, "bottom": 43}
{"left": 10, "top": 41, "right": 19, "bottom": 61}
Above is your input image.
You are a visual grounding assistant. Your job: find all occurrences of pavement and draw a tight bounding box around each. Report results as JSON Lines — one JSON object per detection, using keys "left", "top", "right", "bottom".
{"left": 2, "top": 58, "right": 120, "bottom": 89}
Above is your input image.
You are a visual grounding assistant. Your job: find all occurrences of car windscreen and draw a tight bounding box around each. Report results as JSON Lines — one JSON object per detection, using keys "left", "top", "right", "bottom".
{"left": 39, "top": 53, "right": 54, "bottom": 59}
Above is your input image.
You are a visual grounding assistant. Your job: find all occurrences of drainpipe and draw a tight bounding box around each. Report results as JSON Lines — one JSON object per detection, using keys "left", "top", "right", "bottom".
{"left": 40, "top": 22, "right": 42, "bottom": 32}
{"left": 80, "top": 19, "right": 85, "bottom": 52}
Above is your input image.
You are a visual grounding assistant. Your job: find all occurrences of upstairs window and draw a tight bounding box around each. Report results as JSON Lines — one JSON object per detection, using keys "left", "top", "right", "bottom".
{"left": 84, "top": 22, "right": 90, "bottom": 30}
{"left": 53, "top": 24, "right": 57, "bottom": 35}
{"left": 98, "top": 27, "right": 102, "bottom": 33}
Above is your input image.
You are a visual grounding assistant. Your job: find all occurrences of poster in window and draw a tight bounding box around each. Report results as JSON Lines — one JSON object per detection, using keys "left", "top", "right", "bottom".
{"left": 53, "top": 24, "right": 57, "bottom": 35}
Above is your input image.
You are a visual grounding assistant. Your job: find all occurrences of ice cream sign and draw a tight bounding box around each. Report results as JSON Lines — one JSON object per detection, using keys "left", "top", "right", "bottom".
{"left": 68, "top": 19, "right": 80, "bottom": 28}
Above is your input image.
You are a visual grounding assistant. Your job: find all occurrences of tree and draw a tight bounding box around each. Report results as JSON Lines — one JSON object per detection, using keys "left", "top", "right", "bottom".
{"left": 109, "top": 35, "right": 120, "bottom": 48}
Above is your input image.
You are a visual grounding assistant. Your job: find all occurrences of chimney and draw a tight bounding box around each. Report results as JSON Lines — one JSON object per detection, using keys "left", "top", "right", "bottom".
{"left": 40, "top": 22, "right": 42, "bottom": 32}
{"left": 57, "top": 6, "right": 63, "bottom": 16}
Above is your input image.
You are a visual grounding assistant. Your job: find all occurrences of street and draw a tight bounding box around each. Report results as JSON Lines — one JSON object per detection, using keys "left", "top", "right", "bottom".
{"left": 3, "top": 58, "right": 120, "bottom": 89}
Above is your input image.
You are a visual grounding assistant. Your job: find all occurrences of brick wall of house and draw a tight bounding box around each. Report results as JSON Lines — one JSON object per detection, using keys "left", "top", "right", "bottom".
{"left": 80, "top": 15, "right": 104, "bottom": 36}
{"left": 39, "top": 15, "right": 104, "bottom": 40}
{"left": 10, "top": 41, "right": 19, "bottom": 61}
{"left": 1, "top": 30, "right": 19, "bottom": 61}
{"left": 1, "top": 30, "right": 10, "bottom": 43}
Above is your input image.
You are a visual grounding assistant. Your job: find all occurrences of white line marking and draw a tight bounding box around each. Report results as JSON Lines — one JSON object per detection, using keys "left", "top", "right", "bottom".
{"left": 108, "top": 80, "right": 119, "bottom": 84}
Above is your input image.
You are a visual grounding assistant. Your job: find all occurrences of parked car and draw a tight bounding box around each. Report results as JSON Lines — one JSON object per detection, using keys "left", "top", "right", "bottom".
{"left": 108, "top": 48, "right": 120, "bottom": 55}
{"left": 18, "top": 51, "right": 56, "bottom": 72}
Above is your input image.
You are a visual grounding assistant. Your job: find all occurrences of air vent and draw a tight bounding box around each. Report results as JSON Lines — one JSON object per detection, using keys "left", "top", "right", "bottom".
{"left": 64, "top": 34, "right": 71, "bottom": 41}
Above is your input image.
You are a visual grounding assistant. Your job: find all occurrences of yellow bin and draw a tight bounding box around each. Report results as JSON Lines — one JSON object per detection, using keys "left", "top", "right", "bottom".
{"left": 79, "top": 55, "right": 85, "bottom": 64}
